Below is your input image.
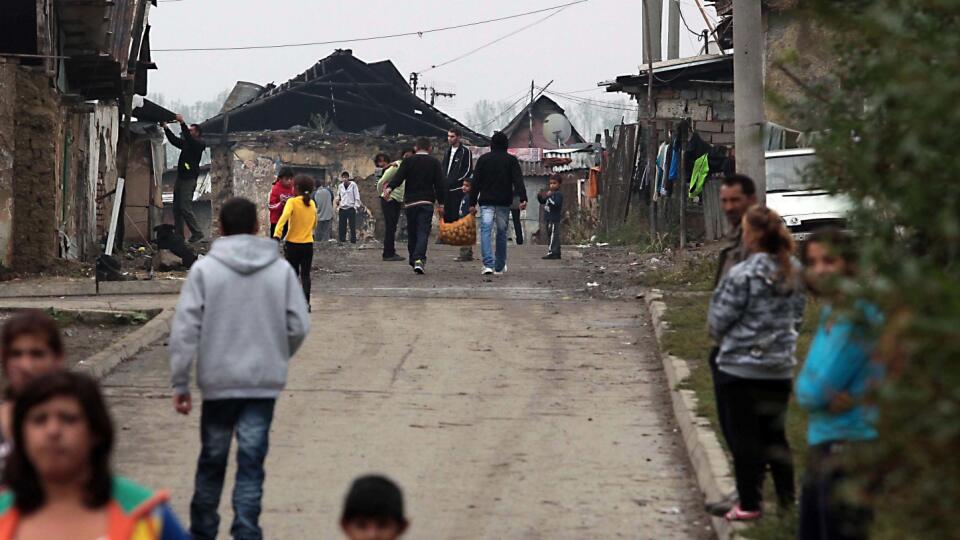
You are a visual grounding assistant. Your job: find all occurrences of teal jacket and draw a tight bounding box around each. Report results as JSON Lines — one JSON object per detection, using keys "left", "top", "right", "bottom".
{"left": 796, "top": 303, "right": 884, "bottom": 445}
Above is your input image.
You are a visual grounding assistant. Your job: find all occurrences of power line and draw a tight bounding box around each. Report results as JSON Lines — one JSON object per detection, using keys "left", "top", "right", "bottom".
{"left": 153, "top": 0, "right": 588, "bottom": 52}
{"left": 478, "top": 91, "right": 530, "bottom": 132}
{"left": 417, "top": 6, "right": 572, "bottom": 74}
{"left": 540, "top": 87, "right": 639, "bottom": 112}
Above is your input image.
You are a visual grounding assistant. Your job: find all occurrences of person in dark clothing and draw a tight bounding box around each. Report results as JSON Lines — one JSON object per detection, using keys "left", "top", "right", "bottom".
{"left": 510, "top": 195, "right": 524, "bottom": 245}
{"left": 163, "top": 114, "right": 206, "bottom": 243}
{"left": 441, "top": 128, "right": 474, "bottom": 261}
{"left": 384, "top": 138, "right": 444, "bottom": 275}
{"left": 471, "top": 131, "right": 526, "bottom": 275}
{"left": 538, "top": 174, "right": 564, "bottom": 260}
{"left": 704, "top": 174, "right": 759, "bottom": 518}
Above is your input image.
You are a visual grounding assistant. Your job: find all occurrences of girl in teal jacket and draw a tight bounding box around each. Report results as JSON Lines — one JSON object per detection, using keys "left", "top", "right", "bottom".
{"left": 797, "top": 229, "right": 883, "bottom": 540}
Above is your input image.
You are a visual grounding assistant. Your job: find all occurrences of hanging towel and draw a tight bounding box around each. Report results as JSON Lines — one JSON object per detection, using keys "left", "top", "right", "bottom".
{"left": 688, "top": 154, "right": 711, "bottom": 199}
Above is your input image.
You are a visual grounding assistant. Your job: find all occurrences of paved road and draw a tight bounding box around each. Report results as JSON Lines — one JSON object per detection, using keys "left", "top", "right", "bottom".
{"left": 106, "top": 243, "right": 711, "bottom": 539}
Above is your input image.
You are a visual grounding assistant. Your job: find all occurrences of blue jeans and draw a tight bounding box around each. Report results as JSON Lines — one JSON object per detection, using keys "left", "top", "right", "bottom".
{"left": 480, "top": 206, "right": 510, "bottom": 271}
{"left": 191, "top": 399, "right": 276, "bottom": 540}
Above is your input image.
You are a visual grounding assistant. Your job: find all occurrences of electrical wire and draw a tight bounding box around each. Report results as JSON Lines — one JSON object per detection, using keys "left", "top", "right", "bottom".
{"left": 153, "top": 0, "right": 588, "bottom": 52}
{"left": 478, "top": 91, "right": 530, "bottom": 132}
{"left": 416, "top": 6, "right": 571, "bottom": 74}
{"left": 543, "top": 90, "right": 639, "bottom": 112}
{"left": 540, "top": 87, "right": 639, "bottom": 112}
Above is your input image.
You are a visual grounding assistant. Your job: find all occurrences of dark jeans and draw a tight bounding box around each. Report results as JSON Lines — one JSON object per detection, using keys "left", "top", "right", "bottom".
{"left": 191, "top": 399, "right": 276, "bottom": 540}
{"left": 381, "top": 199, "right": 402, "bottom": 257}
{"left": 799, "top": 442, "right": 873, "bottom": 540}
{"left": 511, "top": 208, "right": 524, "bottom": 244}
{"left": 546, "top": 221, "right": 561, "bottom": 256}
{"left": 284, "top": 242, "right": 313, "bottom": 303}
{"left": 338, "top": 207, "right": 357, "bottom": 243}
{"left": 406, "top": 204, "right": 433, "bottom": 265}
{"left": 709, "top": 347, "right": 734, "bottom": 450}
{"left": 719, "top": 373, "right": 795, "bottom": 512}
{"left": 174, "top": 177, "right": 202, "bottom": 238}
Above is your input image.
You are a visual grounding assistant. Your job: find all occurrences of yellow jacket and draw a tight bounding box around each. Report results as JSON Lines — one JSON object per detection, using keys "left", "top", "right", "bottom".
{"left": 274, "top": 196, "right": 317, "bottom": 243}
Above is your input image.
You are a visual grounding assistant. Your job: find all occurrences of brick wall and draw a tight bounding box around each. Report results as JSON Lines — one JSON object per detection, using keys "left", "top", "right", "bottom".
{"left": 652, "top": 84, "right": 736, "bottom": 146}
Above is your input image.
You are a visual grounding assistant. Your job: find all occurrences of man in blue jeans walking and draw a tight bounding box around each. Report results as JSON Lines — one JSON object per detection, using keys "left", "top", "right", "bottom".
{"left": 169, "top": 197, "right": 310, "bottom": 539}
{"left": 471, "top": 131, "right": 527, "bottom": 275}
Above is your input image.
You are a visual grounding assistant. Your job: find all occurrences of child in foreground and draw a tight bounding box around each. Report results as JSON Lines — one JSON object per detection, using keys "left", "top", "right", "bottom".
{"left": 341, "top": 475, "right": 409, "bottom": 540}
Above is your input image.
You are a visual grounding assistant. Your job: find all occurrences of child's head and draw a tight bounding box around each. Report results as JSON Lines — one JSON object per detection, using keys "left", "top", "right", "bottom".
{"left": 548, "top": 174, "right": 562, "bottom": 191}
{"left": 802, "top": 228, "right": 856, "bottom": 296}
{"left": 341, "top": 475, "right": 408, "bottom": 540}
{"left": 219, "top": 197, "right": 258, "bottom": 236}
{"left": 2, "top": 311, "right": 65, "bottom": 398}
{"left": 277, "top": 167, "right": 295, "bottom": 188}
{"left": 461, "top": 179, "right": 471, "bottom": 194}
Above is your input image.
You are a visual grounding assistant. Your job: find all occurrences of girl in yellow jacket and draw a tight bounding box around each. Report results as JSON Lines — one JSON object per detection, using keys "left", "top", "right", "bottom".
{"left": 274, "top": 174, "right": 317, "bottom": 306}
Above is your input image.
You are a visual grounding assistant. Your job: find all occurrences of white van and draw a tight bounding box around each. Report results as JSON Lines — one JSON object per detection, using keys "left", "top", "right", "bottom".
{"left": 765, "top": 148, "right": 851, "bottom": 241}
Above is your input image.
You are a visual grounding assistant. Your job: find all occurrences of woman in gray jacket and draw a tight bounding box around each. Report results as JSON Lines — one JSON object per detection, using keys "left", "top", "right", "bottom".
{"left": 708, "top": 205, "right": 805, "bottom": 521}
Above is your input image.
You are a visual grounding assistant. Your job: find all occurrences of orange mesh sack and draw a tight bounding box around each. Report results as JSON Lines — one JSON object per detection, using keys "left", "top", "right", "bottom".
{"left": 438, "top": 213, "right": 476, "bottom": 246}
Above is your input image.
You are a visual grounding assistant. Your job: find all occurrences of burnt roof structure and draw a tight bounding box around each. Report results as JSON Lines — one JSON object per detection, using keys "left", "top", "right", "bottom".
{"left": 201, "top": 49, "right": 485, "bottom": 143}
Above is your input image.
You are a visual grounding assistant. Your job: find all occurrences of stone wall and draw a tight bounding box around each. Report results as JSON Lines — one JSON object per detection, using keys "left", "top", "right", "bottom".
{"left": 210, "top": 131, "right": 447, "bottom": 239}
{"left": 12, "top": 66, "right": 60, "bottom": 271}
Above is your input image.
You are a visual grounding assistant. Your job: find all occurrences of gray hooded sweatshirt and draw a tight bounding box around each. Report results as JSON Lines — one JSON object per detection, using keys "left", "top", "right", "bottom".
{"left": 708, "top": 252, "right": 805, "bottom": 380}
{"left": 170, "top": 234, "right": 310, "bottom": 400}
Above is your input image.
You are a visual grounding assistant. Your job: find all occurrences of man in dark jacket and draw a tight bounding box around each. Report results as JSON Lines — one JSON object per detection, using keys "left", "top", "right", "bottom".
{"left": 441, "top": 127, "right": 474, "bottom": 261}
{"left": 164, "top": 114, "right": 207, "bottom": 243}
{"left": 470, "top": 131, "right": 527, "bottom": 275}
{"left": 384, "top": 138, "right": 444, "bottom": 275}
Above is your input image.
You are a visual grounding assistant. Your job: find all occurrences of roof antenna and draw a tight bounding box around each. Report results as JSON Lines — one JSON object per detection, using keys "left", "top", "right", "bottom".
{"left": 409, "top": 72, "right": 419, "bottom": 95}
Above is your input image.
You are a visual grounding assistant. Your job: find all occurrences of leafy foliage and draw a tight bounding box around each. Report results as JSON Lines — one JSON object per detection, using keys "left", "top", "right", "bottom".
{"left": 784, "top": 2, "right": 960, "bottom": 537}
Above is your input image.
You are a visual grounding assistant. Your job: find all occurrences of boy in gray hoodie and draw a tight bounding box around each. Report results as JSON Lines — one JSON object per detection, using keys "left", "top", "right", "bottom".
{"left": 169, "top": 197, "right": 310, "bottom": 540}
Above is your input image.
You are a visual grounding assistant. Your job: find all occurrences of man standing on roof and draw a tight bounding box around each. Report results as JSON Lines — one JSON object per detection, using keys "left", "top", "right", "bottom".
{"left": 441, "top": 127, "right": 474, "bottom": 261}
{"left": 163, "top": 114, "right": 206, "bottom": 243}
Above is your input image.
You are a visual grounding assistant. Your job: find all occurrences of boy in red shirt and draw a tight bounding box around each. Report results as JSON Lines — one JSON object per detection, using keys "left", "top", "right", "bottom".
{"left": 268, "top": 167, "right": 296, "bottom": 238}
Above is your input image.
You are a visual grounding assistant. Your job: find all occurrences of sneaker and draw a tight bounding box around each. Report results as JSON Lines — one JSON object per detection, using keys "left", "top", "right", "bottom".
{"left": 383, "top": 254, "right": 405, "bottom": 262}
{"left": 542, "top": 253, "right": 561, "bottom": 260}
{"left": 188, "top": 232, "right": 205, "bottom": 244}
{"left": 494, "top": 265, "right": 507, "bottom": 275}
{"left": 481, "top": 267, "right": 494, "bottom": 275}
{"left": 414, "top": 260, "right": 425, "bottom": 274}
{"left": 724, "top": 504, "right": 762, "bottom": 522}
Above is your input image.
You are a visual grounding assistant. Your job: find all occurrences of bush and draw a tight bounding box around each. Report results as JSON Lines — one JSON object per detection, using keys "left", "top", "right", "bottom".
{"left": 785, "top": 2, "right": 960, "bottom": 537}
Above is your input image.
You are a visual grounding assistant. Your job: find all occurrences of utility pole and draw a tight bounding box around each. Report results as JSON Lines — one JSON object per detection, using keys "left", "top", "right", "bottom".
{"left": 667, "top": 0, "right": 680, "bottom": 60}
{"left": 732, "top": 0, "right": 766, "bottom": 203}
{"left": 642, "top": 0, "right": 658, "bottom": 237}
{"left": 642, "top": 0, "right": 663, "bottom": 64}
{"left": 409, "top": 72, "right": 419, "bottom": 95}
{"left": 528, "top": 80, "right": 535, "bottom": 148}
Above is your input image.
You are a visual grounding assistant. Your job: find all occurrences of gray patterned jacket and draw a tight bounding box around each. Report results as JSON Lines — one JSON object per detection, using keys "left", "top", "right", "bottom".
{"left": 708, "top": 252, "right": 805, "bottom": 380}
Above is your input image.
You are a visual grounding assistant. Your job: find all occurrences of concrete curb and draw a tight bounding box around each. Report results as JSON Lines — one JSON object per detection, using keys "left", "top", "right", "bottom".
{"left": 75, "top": 308, "right": 174, "bottom": 380}
{"left": 645, "top": 289, "right": 743, "bottom": 540}
{"left": 0, "top": 279, "right": 183, "bottom": 299}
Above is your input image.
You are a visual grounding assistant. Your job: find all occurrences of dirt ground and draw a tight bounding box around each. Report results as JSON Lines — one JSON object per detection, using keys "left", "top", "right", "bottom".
{"left": 0, "top": 310, "right": 144, "bottom": 367}
{"left": 104, "top": 240, "right": 714, "bottom": 539}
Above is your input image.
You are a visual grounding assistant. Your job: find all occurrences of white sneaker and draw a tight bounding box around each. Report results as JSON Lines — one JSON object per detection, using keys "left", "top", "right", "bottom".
{"left": 482, "top": 267, "right": 494, "bottom": 275}
{"left": 494, "top": 265, "right": 507, "bottom": 275}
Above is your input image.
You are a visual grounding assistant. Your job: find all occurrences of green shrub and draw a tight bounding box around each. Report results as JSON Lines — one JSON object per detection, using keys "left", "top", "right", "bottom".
{"left": 785, "top": 2, "right": 960, "bottom": 537}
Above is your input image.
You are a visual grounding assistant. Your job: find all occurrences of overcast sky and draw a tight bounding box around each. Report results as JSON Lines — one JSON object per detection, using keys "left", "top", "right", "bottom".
{"left": 147, "top": 0, "right": 716, "bottom": 121}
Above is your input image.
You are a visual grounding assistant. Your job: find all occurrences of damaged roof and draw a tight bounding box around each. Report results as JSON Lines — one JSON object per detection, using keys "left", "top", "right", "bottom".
{"left": 201, "top": 49, "right": 485, "bottom": 143}
{"left": 600, "top": 54, "right": 732, "bottom": 93}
